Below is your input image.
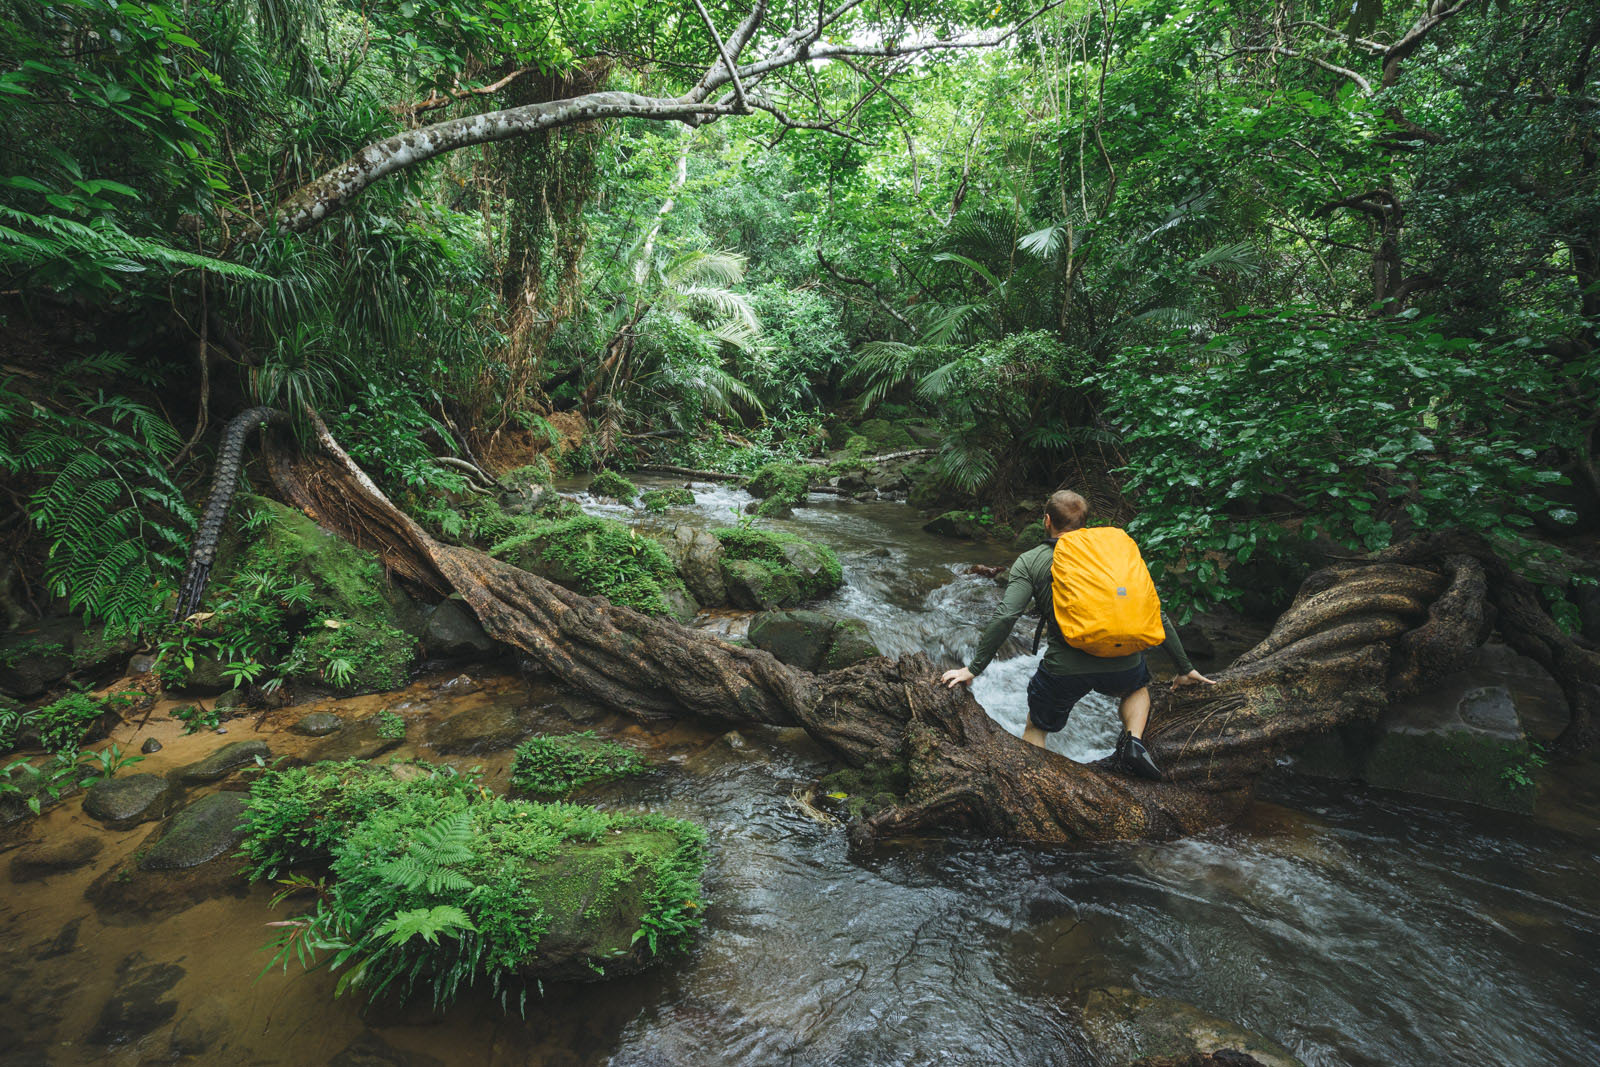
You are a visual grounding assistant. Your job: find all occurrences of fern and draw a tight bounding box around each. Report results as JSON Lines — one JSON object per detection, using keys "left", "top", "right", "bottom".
{"left": 5, "top": 379, "right": 195, "bottom": 634}
{"left": 0, "top": 205, "right": 269, "bottom": 292}
{"left": 374, "top": 811, "right": 476, "bottom": 894}
{"left": 375, "top": 906, "right": 477, "bottom": 948}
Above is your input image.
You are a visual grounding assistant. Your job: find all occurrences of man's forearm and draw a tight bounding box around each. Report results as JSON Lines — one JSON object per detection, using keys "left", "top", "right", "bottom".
{"left": 1158, "top": 611, "right": 1195, "bottom": 674}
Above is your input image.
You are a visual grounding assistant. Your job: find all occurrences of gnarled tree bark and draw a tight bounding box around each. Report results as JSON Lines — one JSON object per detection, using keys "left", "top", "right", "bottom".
{"left": 220, "top": 415, "right": 1599, "bottom": 846}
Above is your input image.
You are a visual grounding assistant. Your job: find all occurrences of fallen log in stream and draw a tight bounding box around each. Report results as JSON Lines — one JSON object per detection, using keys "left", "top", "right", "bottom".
{"left": 180, "top": 409, "right": 1600, "bottom": 845}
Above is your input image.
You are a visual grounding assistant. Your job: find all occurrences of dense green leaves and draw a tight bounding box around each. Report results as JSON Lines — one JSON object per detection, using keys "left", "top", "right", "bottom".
{"left": 1106, "top": 309, "right": 1593, "bottom": 613}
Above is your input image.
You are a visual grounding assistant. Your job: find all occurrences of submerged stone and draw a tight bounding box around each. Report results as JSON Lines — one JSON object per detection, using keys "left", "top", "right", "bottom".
{"left": 8, "top": 835, "right": 103, "bottom": 882}
{"left": 425, "top": 704, "right": 538, "bottom": 755}
{"left": 1078, "top": 986, "right": 1304, "bottom": 1067}
{"left": 87, "top": 954, "right": 185, "bottom": 1047}
{"left": 176, "top": 740, "right": 270, "bottom": 783}
{"left": 291, "top": 711, "right": 344, "bottom": 737}
{"left": 139, "top": 791, "right": 251, "bottom": 871}
{"left": 329, "top": 1031, "right": 447, "bottom": 1067}
{"left": 304, "top": 714, "right": 403, "bottom": 762}
{"left": 83, "top": 774, "right": 170, "bottom": 829}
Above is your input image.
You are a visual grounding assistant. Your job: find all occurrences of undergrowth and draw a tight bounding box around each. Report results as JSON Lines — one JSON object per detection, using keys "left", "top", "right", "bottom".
{"left": 489, "top": 514, "right": 686, "bottom": 616}
{"left": 510, "top": 732, "right": 646, "bottom": 797}
{"left": 242, "top": 760, "right": 706, "bottom": 1009}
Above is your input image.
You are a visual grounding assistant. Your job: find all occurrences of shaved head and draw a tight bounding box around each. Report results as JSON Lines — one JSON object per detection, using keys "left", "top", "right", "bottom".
{"left": 1046, "top": 490, "right": 1088, "bottom": 532}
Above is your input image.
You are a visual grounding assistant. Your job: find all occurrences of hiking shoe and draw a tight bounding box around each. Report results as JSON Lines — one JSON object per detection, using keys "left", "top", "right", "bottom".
{"left": 1115, "top": 730, "right": 1163, "bottom": 781}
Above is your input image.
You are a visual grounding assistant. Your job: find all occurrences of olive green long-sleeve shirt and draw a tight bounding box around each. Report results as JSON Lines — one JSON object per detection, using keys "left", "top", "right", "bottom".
{"left": 966, "top": 542, "right": 1195, "bottom": 677}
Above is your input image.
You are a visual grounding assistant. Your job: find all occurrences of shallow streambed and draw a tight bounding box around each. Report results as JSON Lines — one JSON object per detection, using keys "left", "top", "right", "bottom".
{"left": 2, "top": 481, "right": 1596, "bottom": 1065}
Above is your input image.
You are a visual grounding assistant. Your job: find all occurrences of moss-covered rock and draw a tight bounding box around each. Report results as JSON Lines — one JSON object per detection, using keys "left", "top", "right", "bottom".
{"left": 714, "top": 527, "right": 842, "bottom": 610}
{"left": 175, "top": 740, "right": 271, "bottom": 784}
{"left": 720, "top": 558, "right": 799, "bottom": 610}
{"left": 818, "top": 761, "right": 908, "bottom": 820}
{"left": 139, "top": 791, "right": 251, "bottom": 871}
{"left": 1362, "top": 731, "right": 1539, "bottom": 813}
{"left": 239, "top": 761, "right": 706, "bottom": 996}
{"left": 853, "top": 417, "right": 918, "bottom": 453}
{"left": 745, "top": 461, "right": 813, "bottom": 515}
{"left": 83, "top": 774, "right": 171, "bottom": 830}
{"left": 641, "top": 487, "right": 696, "bottom": 512}
{"left": 492, "top": 514, "right": 695, "bottom": 619}
{"left": 588, "top": 469, "right": 638, "bottom": 502}
{"left": 1011, "top": 519, "right": 1047, "bottom": 550}
{"left": 510, "top": 732, "right": 646, "bottom": 796}
{"left": 820, "top": 618, "right": 881, "bottom": 671}
{"left": 284, "top": 619, "right": 415, "bottom": 695}
{"left": 229, "top": 497, "right": 427, "bottom": 639}
{"left": 747, "top": 610, "right": 882, "bottom": 673}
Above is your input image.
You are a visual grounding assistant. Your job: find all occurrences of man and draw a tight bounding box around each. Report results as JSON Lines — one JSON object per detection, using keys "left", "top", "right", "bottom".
{"left": 939, "top": 490, "right": 1213, "bottom": 779}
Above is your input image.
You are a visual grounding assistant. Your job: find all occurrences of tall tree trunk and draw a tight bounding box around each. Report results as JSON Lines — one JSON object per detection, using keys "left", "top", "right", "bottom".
{"left": 244, "top": 416, "right": 1600, "bottom": 846}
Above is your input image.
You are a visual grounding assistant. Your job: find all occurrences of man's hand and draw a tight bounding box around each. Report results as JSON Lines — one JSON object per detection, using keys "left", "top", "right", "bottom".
{"left": 1172, "top": 669, "right": 1215, "bottom": 687}
{"left": 941, "top": 667, "right": 975, "bottom": 689}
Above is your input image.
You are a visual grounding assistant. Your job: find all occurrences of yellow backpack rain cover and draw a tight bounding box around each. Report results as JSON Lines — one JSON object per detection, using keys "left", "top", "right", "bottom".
{"left": 1050, "top": 527, "right": 1164, "bottom": 657}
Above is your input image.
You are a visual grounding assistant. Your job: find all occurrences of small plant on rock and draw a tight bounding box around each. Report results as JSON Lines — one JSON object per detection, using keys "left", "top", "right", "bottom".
{"left": 510, "top": 732, "right": 645, "bottom": 796}
{"left": 588, "top": 469, "right": 638, "bottom": 502}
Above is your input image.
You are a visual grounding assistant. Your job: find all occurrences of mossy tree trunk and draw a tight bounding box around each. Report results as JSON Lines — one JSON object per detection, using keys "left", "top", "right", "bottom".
{"left": 254, "top": 417, "right": 1600, "bottom": 846}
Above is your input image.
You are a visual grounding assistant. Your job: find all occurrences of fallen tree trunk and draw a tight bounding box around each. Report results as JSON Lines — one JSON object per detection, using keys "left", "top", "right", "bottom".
{"left": 235, "top": 415, "right": 1598, "bottom": 845}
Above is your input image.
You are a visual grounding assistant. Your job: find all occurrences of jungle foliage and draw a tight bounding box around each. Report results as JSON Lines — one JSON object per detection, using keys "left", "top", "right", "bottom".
{"left": 242, "top": 760, "right": 706, "bottom": 1007}
{"left": 1, "top": 0, "right": 1597, "bottom": 622}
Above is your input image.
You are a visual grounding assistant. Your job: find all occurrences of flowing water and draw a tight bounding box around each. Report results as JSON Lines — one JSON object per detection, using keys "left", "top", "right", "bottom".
{"left": 2, "top": 479, "right": 1597, "bottom": 1066}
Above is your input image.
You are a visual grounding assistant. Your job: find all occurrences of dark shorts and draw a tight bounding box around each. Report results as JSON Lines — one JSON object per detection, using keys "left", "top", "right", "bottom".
{"left": 1026, "top": 659, "right": 1152, "bottom": 733}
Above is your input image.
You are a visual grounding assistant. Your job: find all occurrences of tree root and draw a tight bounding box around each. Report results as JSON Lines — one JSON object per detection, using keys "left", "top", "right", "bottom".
{"left": 165, "top": 410, "right": 1600, "bottom": 844}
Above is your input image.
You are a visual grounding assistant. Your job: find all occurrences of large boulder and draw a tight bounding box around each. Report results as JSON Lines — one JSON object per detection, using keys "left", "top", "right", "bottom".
{"left": 0, "top": 621, "right": 75, "bottom": 698}
{"left": 747, "top": 610, "right": 836, "bottom": 671}
{"left": 820, "top": 618, "right": 881, "bottom": 671}
{"left": 422, "top": 599, "right": 498, "bottom": 660}
{"left": 139, "top": 791, "right": 251, "bottom": 871}
{"left": 1287, "top": 641, "right": 1563, "bottom": 812}
{"left": 747, "top": 611, "right": 883, "bottom": 673}
{"left": 656, "top": 525, "right": 727, "bottom": 605}
{"left": 83, "top": 774, "right": 171, "bottom": 829}
{"left": 721, "top": 558, "right": 800, "bottom": 611}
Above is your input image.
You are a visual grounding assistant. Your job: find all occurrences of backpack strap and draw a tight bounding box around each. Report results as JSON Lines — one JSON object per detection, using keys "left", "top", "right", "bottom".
{"left": 1030, "top": 552, "right": 1057, "bottom": 654}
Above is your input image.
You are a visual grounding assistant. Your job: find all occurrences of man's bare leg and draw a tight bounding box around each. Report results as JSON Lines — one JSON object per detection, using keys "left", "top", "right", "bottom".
{"left": 1118, "top": 686, "right": 1151, "bottom": 739}
{"left": 1022, "top": 722, "right": 1049, "bottom": 749}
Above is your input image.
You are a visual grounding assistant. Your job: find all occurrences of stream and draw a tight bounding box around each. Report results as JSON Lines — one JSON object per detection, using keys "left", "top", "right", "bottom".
{"left": 2, "top": 477, "right": 1597, "bottom": 1065}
